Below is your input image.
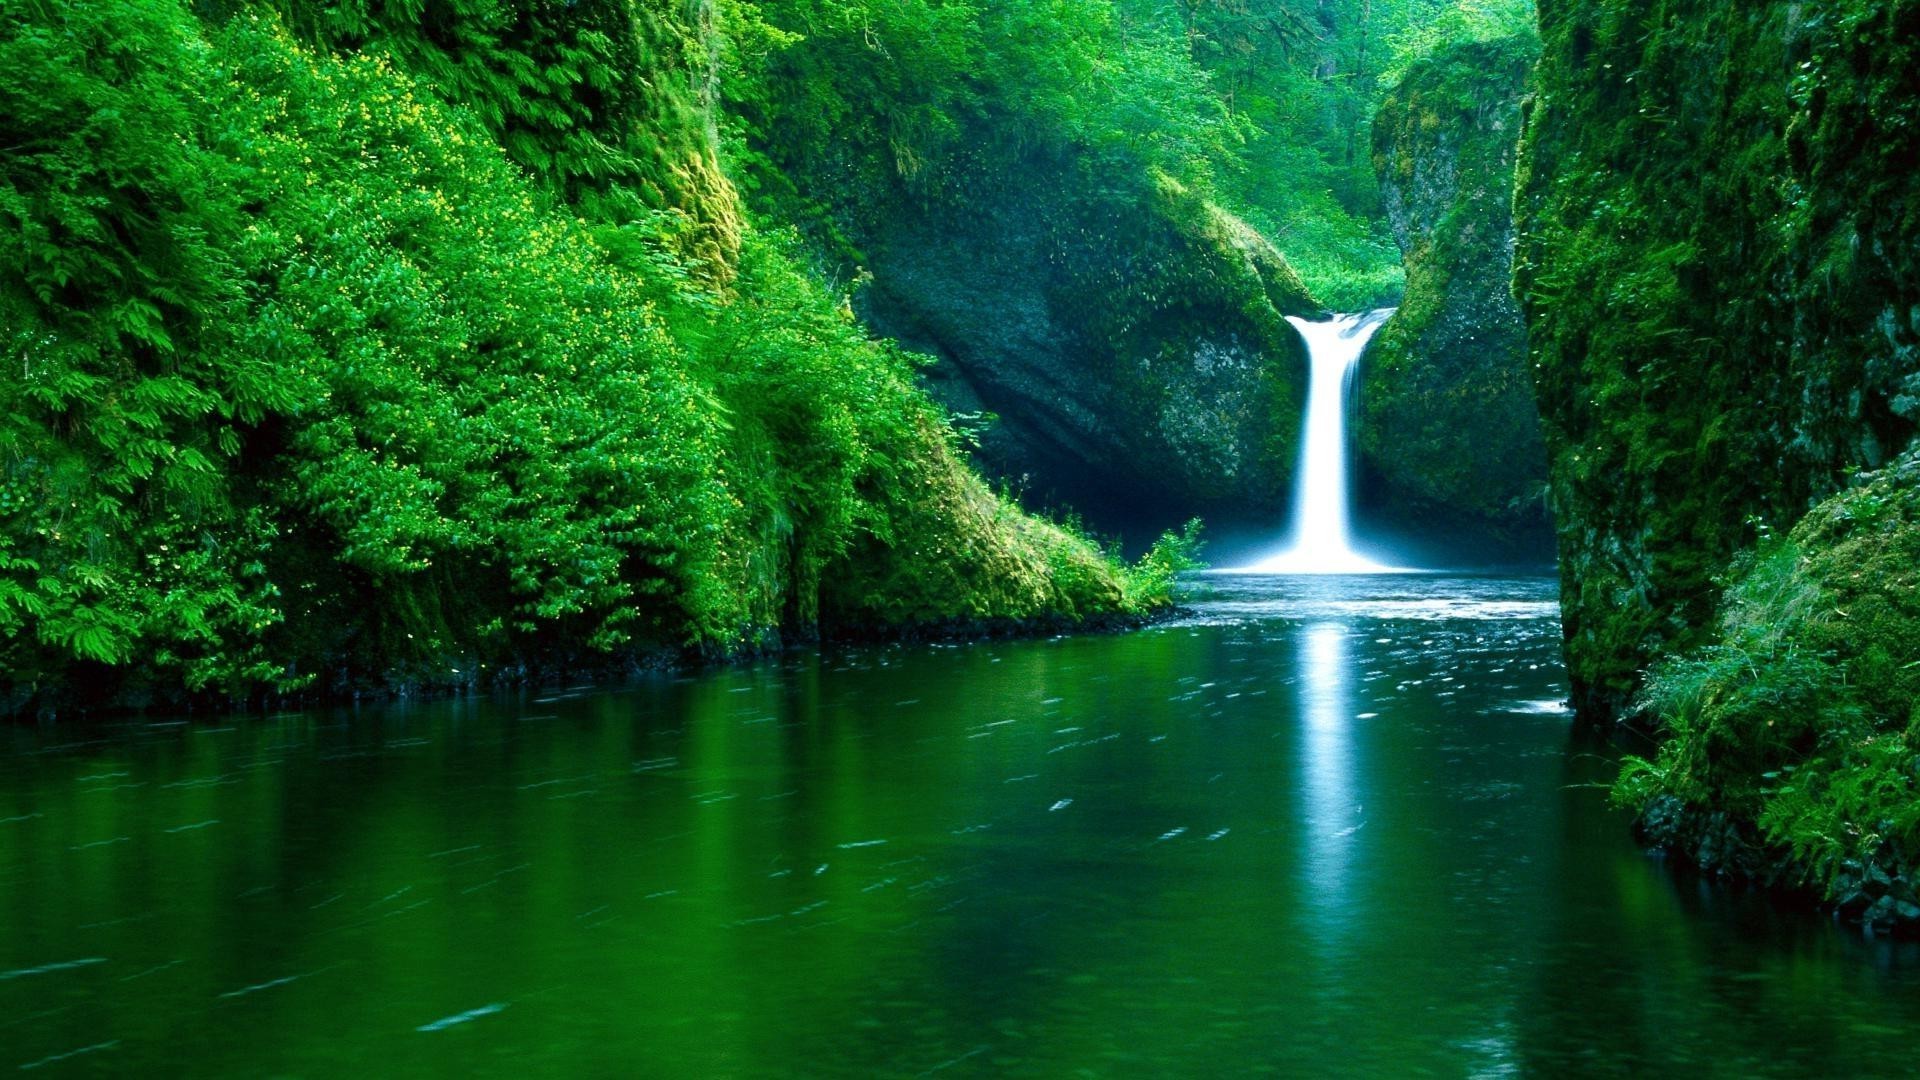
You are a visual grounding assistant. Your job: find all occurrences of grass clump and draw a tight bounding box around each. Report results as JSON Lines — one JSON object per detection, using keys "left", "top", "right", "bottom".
{"left": 1617, "top": 451, "right": 1920, "bottom": 929}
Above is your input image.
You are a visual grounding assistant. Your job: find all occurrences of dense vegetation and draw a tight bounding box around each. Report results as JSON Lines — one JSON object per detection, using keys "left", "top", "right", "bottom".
{"left": 1515, "top": 0, "right": 1920, "bottom": 726}
{"left": 725, "top": 0, "right": 1498, "bottom": 308}
{"left": 0, "top": 0, "right": 1205, "bottom": 715}
{"left": 1198, "top": 0, "right": 1536, "bottom": 309}
{"left": 1517, "top": 0, "right": 1920, "bottom": 924}
{"left": 1621, "top": 450, "right": 1920, "bottom": 931}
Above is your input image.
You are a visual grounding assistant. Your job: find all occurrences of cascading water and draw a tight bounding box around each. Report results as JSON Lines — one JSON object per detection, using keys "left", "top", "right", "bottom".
{"left": 1238, "top": 310, "right": 1400, "bottom": 574}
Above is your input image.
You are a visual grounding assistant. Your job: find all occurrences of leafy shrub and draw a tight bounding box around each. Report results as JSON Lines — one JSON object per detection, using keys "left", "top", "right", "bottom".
{"left": 1, "top": 0, "right": 292, "bottom": 695}
{"left": 1617, "top": 452, "right": 1920, "bottom": 921}
{"left": 1126, "top": 518, "right": 1208, "bottom": 610}
{"left": 1, "top": 0, "right": 1157, "bottom": 712}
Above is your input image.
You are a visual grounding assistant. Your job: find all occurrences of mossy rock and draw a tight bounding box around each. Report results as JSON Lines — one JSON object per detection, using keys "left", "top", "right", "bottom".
{"left": 1516, "top": 0, "right": 1920, "bottom": 724}
{"left": 858, "top": 148, "right": 1318, "bottom": 540}
{"left": 1619, "top": 449, "right": 1920, "bottom": 930}
{"left": 1359, "top": 33, "right": 1548, "bottom": 558}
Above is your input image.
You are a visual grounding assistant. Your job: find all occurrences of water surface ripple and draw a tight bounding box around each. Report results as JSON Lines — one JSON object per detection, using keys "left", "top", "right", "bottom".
{"left": 2, "top": 575, "right": 1917, "bottom": 1076}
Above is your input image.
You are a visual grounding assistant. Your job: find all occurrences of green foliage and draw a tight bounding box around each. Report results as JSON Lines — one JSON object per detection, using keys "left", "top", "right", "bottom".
{"left": 216, "top": 19, "right": 746, "bottom": 650}
{"left": 1616, "top": 546, "right": 1850, "bottom": 818}
{"left": 721, "top": 0, "right": 1500, "bottom": 312}
{"left": 722, "top": 0, "right": 1235, "bottom": 225}
{"left": 1380, "top": 0, "right": 1537, "bottom": 86}
{"left": 1127, "top": 518, "right": 1208, "bottom": 609}
{"left": 1515, "top": 0, "right": 1920, "bottom": 722}
{"left": 0, "top": 0, "right": 1552, "bottom": 713}
{"left": 1251, "top": 194, "right": 1405, "bottom": 312}
{"left": 266, "top": 0, "right": 743, "bottom": 269}
{"left": 1167, "top": 0, "right": 1490, "bottom": 306}
{"left": 1616, "top": 453, "right": 1920, "bottom": 922}
{"left": 717, "top": 0, "right": 1344, "bottom": 527}
{"left": 1, "top": 0, "right": 295, "bottom": 697}
{"left": 1, "top": 0, "right": 1147, "bottom": 712}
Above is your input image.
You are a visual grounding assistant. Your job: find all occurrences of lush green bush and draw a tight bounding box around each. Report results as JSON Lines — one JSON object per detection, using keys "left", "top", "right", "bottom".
{"left": 1, "top": 0, "right": 1174, "bottom": 713}
{"left": 1617, "top": 452, "right": 1920, "bottom": 926}
{"left": 267, "top": 0, "right": 744, "bottom": 269}
{"left": 1, "top": 0, "right": 291, "bottom": 695}
{"left": 1125, "top": 518, "right": 1208, "bottom": 610}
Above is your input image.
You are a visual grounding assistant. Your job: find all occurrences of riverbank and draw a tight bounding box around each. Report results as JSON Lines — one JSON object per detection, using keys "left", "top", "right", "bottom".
{"left": 4, "top": 602, "right": 1190, "bottom": 724}
{"left": 1615, "top": 451, "right": 1920, "bottom": 938}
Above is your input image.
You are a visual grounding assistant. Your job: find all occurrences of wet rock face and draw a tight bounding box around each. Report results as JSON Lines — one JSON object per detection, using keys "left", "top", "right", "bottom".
{"left": 1358, "top": 35, "right": 1549, "bottom": 563}
{"left": 1514, "top": 0, "right": 1920, "bottom": 724}
{"left": 857, "top": 154, "right": 1317, "bottom": 540}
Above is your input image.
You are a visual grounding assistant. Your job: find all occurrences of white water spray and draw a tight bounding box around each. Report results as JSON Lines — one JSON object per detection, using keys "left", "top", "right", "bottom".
{"left": 1238, "top": 310, "right": 1399, "bottom": 574}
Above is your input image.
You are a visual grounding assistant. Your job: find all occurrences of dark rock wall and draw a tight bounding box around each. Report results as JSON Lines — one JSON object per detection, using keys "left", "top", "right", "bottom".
{"left": 1515, "top": 0, "right": 1920, "bottom": 724}
{"left": 860, "top": 158, "right": 1319, "bottom": 540}
{"left": 1360, "top": 33, "right": 1549, "bottom": 563}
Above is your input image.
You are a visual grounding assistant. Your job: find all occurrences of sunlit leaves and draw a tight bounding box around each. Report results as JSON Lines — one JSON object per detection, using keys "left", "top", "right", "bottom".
{"left": 1, "top": 0, "right": 1162, "bottom": 710}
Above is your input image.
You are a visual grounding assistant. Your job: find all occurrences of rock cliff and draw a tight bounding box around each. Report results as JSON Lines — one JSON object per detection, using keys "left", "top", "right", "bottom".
{"left": 861, "top": 163, "right": 1320, "bottom": 537}
{"left": 1361, "top": 34, "right": 1549, "bottom": 562}
{"left": 1515, "top": 0, "right": 1920, "bottom": 723}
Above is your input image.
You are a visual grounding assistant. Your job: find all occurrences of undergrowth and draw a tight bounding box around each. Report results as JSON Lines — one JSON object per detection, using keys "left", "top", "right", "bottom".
{"left": 1616, "top": 453, "right": 1920, "bottom": 927}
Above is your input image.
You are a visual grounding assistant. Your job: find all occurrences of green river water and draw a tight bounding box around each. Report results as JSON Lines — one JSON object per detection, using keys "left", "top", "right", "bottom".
{"left": 3, "top": 574, "right": 1919, "bottom": 1076}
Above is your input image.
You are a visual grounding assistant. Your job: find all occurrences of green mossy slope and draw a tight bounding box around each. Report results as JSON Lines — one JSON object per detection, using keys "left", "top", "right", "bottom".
{"left": 0, "top": 0, "right": 1185, "bottom": 716}
{"left": 1621, "top": 450, "right": 1920, "bottom": 931}
{"left": 1361, "top": 33, "right": 1547, "bottom": 555}
{"left": 1515, "top": 0, "right": 1920, "bottom": 724}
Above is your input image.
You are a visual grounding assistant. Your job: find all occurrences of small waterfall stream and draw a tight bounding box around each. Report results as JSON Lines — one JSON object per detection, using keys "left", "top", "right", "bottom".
{"left": 1240, "top": 310, "right": 1398, "bottom": 574}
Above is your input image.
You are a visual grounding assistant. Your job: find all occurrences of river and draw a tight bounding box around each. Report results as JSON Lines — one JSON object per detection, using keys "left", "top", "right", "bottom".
{"left": 3, "top": 574, "right": 1918, "bottom": 1076}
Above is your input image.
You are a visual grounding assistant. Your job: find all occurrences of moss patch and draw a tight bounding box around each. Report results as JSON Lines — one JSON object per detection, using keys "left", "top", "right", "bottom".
{"left": 1618, "top": 450, "right": 1920, "bottom": 931}
{"left": 1515, "top": 0, "right": 1920, "bottom": 723}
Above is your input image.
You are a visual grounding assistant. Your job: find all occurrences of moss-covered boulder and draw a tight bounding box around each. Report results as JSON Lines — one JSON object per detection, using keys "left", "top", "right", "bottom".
{"left": 1620, "top": 449, "right": 1920, "bottom": 932}
{"left": 1360, "top": 33, "right": 1548, "bottom": 559}
{"left": 861, "top": 159, "right": 1318, "bottom": 536}
{"left": 1515, "top": 0, "right": 1920, "bottom": 724}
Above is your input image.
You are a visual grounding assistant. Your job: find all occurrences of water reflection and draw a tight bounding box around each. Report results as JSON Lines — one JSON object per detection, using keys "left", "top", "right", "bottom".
{"left": 7, "top": 577, "right": 1920, "bottom": 1075}
{"left": 1297, "top": 621, "right": 1359, "bottom": 923}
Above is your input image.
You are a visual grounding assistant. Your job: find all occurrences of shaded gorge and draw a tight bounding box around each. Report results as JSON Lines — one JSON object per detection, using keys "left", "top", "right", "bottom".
{"left": 3, "top": 576, "right": 1920, "bottom": 1075}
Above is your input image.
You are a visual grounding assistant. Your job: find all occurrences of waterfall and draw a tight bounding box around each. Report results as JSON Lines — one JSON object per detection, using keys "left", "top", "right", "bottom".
{"left": 1240, "top": 310, "right": 1398, "bottom": 574}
